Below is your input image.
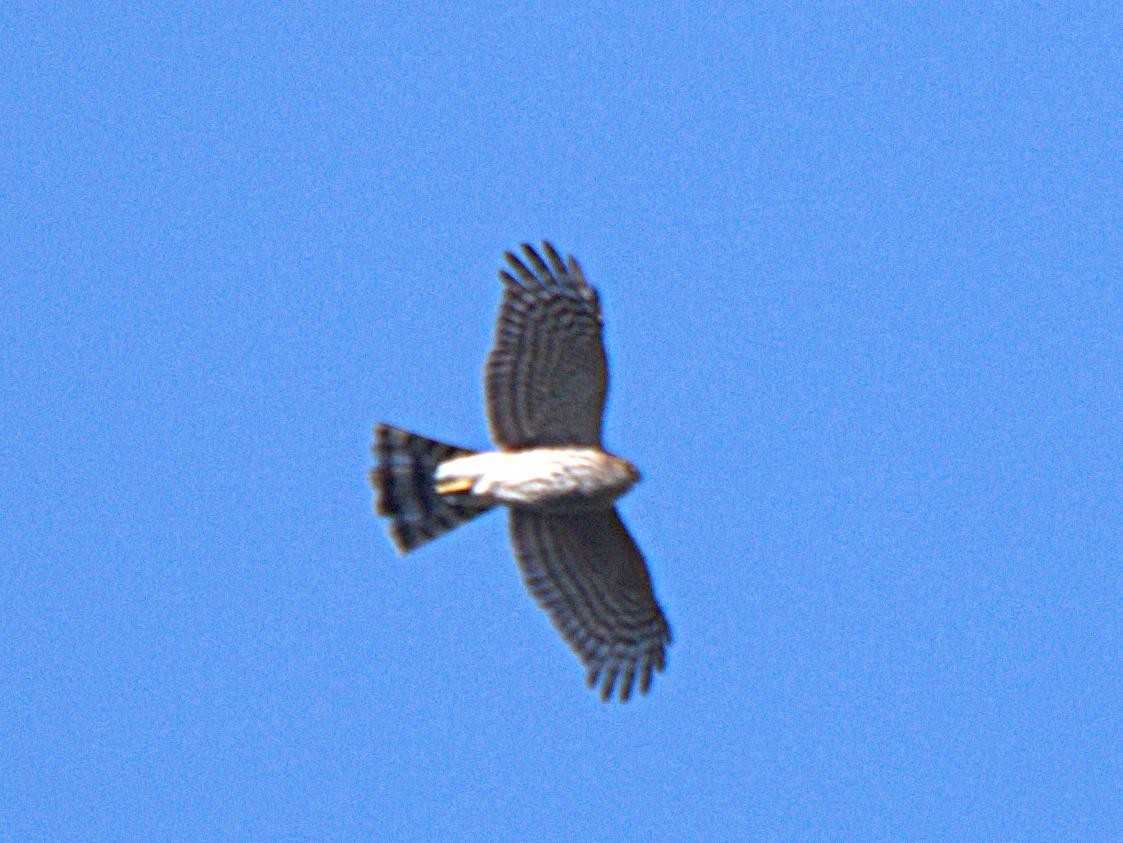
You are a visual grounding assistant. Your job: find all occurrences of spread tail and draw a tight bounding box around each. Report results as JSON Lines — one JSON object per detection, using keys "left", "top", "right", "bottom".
{"left": 371, "top": 424, "right": 493, "bottom": 553}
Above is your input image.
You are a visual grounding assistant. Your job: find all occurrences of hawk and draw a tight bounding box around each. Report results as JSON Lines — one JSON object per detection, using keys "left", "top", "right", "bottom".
{"left": 371, "top": 242, "right": 671, "bottom": 702}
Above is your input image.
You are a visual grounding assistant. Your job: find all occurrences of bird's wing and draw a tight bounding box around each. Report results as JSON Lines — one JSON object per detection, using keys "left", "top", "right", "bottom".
{"left": 508, "top": 507, "right": 671, "bottom": 702}
{"left": 485, "top": 242, "right": 608, "bottom": 448}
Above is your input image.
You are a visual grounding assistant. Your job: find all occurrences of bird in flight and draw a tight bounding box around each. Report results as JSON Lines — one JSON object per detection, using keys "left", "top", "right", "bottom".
{"left": 371, "top": 242, "right": 671, "bottom": 702}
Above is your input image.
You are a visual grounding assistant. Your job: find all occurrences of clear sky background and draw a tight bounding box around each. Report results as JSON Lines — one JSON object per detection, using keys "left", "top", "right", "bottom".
{"left": 3, "top": 4, "right": 1120, "bottom": 840}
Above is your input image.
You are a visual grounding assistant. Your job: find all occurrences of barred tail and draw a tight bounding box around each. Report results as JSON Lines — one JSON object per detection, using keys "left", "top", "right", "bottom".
{"left": 371, "top": 423, "right": 493, "bottom": 554}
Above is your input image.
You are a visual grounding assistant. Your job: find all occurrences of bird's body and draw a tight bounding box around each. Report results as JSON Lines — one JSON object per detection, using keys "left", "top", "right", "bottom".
{"left": 435, "top": 447, "right": 638, "bottom": 511}
{"left": 371, "top": 242, "right": 671, "bottom": 702}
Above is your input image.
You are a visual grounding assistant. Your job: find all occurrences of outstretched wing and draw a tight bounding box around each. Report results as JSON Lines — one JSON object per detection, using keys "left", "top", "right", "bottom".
{"left": 485, "top": 242, "right": 608, "bottom": 448}
{"left": 508, "top": 508, "right": 672, "bottom": 702}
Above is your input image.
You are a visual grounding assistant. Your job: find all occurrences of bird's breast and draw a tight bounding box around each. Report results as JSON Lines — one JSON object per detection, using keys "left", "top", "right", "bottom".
{"left": 436, "top": 447, "right": 637, "bottom": 511}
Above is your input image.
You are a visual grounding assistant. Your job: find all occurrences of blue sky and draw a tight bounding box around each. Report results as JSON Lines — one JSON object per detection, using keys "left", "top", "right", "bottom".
{"left": 3, "top": 3, "right": 1120, "bottom": 839}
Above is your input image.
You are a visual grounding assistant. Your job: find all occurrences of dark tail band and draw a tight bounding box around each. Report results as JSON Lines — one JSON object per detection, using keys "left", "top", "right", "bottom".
{"left": 371, "top": 424, "right": 492, "bottom": 553}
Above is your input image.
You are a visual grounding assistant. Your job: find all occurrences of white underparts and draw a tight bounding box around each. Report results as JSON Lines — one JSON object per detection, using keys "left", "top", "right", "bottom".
{"left": 435, "top": 447, "right": 638, "bottom": 511}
